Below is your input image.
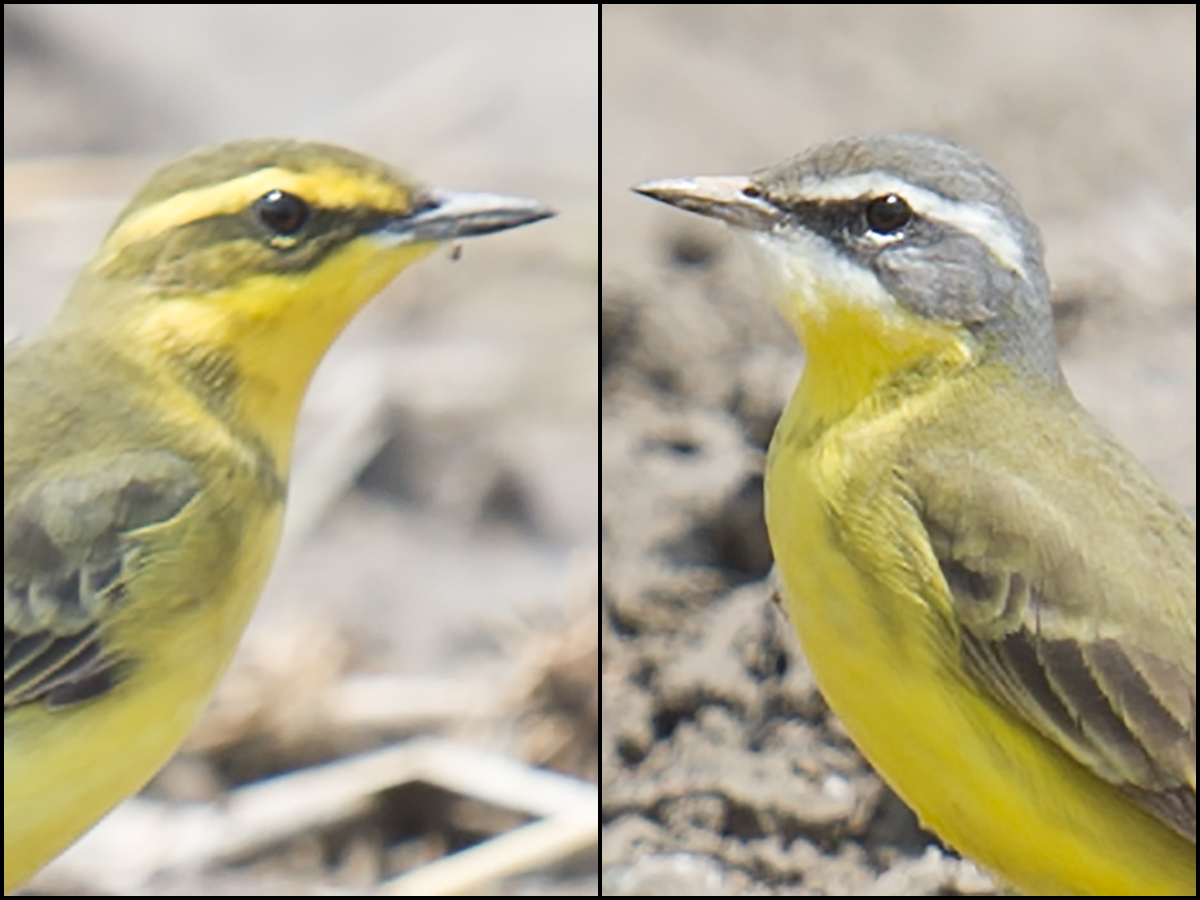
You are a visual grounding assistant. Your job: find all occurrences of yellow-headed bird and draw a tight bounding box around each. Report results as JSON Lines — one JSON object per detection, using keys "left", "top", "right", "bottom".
{"left": 636, "top": 133, "right": 1195, "bottom": 896}
{"left": 4, "top": 138, "right": 552, "bottom": 892}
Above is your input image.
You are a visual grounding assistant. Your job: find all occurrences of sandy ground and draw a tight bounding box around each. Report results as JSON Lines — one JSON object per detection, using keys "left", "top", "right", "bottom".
{"left": 602, "top": 6, "right": 1194, "bottom": 896}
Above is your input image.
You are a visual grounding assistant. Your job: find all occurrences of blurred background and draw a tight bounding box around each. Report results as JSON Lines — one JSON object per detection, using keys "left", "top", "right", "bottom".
{"left": 602, "top": 5, "right": 1194, "bottom": 896}
{"left": 6, "top": 4, "right": 597, "bottom": 895}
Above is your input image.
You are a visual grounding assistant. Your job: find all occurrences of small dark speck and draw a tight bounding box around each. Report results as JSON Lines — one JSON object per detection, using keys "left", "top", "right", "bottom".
{"left": 667, "top": 230, "right": 720, "bottom": 268}
{"left": 645, "top": 434, "right": 700, "bottom": 456}
{"left": 1051, "top": 292, "right": 1088, "bottom": 347}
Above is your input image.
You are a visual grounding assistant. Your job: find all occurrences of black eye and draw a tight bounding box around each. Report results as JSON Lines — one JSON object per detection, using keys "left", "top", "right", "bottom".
{"left": 865, "top": 194, "right": 912, "bottom": 235}
{"left": 254, "top": 190, "right": 310, "bottom": 236}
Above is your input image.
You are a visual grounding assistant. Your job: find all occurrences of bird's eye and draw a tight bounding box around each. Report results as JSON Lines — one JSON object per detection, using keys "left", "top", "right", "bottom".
{"left": 865, "top": 194, "right": 912, "bottom": 235}
{"left": 254, "top": 190, "right": 310, "bottom": 236}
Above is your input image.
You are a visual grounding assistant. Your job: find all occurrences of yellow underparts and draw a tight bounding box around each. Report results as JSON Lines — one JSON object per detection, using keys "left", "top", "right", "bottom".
{"left": 765, "top": 288, "right": 1195, "bottom": 895}
{"left": 3, "top": 498, "right": 280, "bottom": 893}
{"left": 4, "top": 234, "right": 433, "bottom": 894}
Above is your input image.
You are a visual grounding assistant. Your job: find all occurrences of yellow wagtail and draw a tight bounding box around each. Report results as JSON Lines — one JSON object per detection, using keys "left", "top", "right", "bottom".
{"left": 635, "top": 133, "right": 1195, "bottom": 896}
{"left": 4, "top": 138, "right": 552, "bottom": 892}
